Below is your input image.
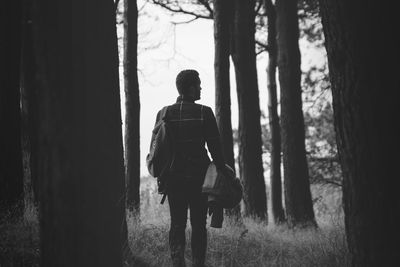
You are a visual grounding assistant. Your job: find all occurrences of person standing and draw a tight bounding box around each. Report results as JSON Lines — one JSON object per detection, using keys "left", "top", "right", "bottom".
{"left": 152, "top": 70, "right": 227, "bottom": 267}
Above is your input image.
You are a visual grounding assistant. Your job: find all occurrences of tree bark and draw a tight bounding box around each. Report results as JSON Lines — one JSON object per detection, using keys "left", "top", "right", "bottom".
{"left": 231, "top": 0, "right": 267, "bottom": 220}
{"left": 124, "top": 0, "right": 141, "bottom": 213}
{"left": 0, "top": 0, "right": 24, "bottom": 214}
{"left": 33, "top": 0, "right": 126, "bottom": 265}
{"left": 276, "top": 0, "right": 316, "bottom": 227}
{"left": 319, "top": 1, "right": 399, "bottom": 265}
{"left": 20, "top": 0, "right": 40, "bottom": 206}
{"left": 265, "top": 0, "right": 286, "bottom": 224}
{"left": 213, "top": 0, "right": 234, "bottom": 175}
{"left": 213, "top": 0, "right": 240, "bottom": 218}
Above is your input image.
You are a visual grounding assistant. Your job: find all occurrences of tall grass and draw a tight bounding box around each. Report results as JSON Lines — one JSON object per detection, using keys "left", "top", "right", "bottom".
{"left": 128, "top": 177, "right": 350, "bottom": 266}
{"left": 0, "top": 203, "right": 40, "bottom": 266}
{"left": 0, "top": 176, "right": 349, "bottom": 266}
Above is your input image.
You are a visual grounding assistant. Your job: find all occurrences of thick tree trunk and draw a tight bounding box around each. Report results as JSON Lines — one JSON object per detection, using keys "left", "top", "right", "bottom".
{"left": 20, "top": 0, "right": 40, "bottom": 206}
{"left": 0, "top": 0, "right": 24, "bottom": 214}
{"left": 231, "top": 0, "right": 267, "bottom": 220}
{"left": 276, "top": 0, "right": 316, "bottom": 227}
{"left": 213, "top": 0, "right": 240, "bottom": 218}
{"left": 33, "top": 0, "right": 126, "bottom": 266}
{"left": 213, "top": 0, "right": 234, "bottom": 174}
{"left": 265, "top": 0, "right": 285, "bottom": 224}
{"left": 319, "top": 1, "right": 399, "bottom": 266}
{"left": 124, "top": 0, "right": 140, "bottom": 213}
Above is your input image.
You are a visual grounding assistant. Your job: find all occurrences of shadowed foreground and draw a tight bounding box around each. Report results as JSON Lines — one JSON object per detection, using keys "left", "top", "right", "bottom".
{"left": 1, "top": 180, "right": 349, "bottom": 267}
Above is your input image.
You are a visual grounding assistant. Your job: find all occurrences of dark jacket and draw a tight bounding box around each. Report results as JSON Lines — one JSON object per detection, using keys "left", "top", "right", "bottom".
{"left": 202, "top": 162, "right": 243, "bottom": 228}
{"left": 154, "top": 96, "right": 225, "bottom": 182}
{"left": 154, "top": 96, "right": 226, "bottom": 222}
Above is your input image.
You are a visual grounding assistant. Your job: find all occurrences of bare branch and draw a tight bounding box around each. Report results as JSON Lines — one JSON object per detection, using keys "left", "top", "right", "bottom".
{"left": 115, "top": 0, "right": 120, "bottom": 12}
{"left": 138, "top": 1, "right": 148, "bottom": 12}
{"left": 255, "top": 0, "right": 264, "bottom": 16}
{"left": 197, "top": 0, "right": 213, "bottom": 16}
{"left": 255, "top": 39, "right": 269, "bottom": 51}
{"left": 309, "top": 156, "right": 339, "bottom": 162}
{"left": 304, "top": 87, "right": 330, "bottom": 113}
{"left": 322, "top": 179, "right": 342, "bottom": 187}
{"left": 151, "top": 0, "right": 212, "bottom": 20}
{"left": 171, "top": 17, "right": 200, "bottom": 25}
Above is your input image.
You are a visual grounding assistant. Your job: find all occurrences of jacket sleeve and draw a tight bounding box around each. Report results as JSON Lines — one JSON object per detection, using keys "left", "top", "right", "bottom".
{"left": 203, "top": 106, "right": 225, "bottom": 170}
{"left": 149, "top": 107, "right": 164, "bottom": 149}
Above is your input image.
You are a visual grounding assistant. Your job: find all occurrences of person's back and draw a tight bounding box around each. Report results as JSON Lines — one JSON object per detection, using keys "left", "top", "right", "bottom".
{"left": 153, "top": 70, "right": 226, "bottom": 267}
{"left": 165, "top": 99, "right": 222, "bottom": 187}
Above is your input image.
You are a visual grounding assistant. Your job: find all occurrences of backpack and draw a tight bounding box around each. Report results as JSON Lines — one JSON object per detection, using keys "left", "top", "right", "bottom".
{"left": 146, "top": 106, "right": 175, "bottom": 201}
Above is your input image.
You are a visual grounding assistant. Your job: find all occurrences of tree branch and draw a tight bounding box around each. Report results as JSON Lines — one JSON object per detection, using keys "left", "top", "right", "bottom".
{"left": 151, "top": 0, "right": 212, "bottom": 20}
{"left": 322, "top": 179, "right": 342, "bottom": 187}
{"left": 197, "top": 0, "right": 213, "bottom": 17}
{"left": 309, "top": 156, "right": 339, "bottom": 162}
{"left": 255, "top": 0, "right": 264, "bottom": 16}
{"left": 255, "top": 39, "right": 269, "bottom": 51}
{"left": 171, "top": 17, "right": 200, "bottom": 25}
{"left": 115, "top": 0, "right": 120, "bottom": 12}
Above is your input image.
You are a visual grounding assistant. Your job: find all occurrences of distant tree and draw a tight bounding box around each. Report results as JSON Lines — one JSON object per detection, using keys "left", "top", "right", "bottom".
{"left": 264, "top": 0, "right": 286, "bottom": 224}
{"left": 124, "top": 0, "right": 141, "bottom": 213}
{"left": 231, "top": 0, "right": 267, "bottom": 220}
{"left": 275, "top": 0, "right": 316, "bottom": 227}
{"left": 319, "top": 1, "right": 399, "bottom": 265}
{"left": 33, "top": 0, "right": 126, "bottom": 265}
{"left": 0, "top": 0, "right": 24, "bottom": 214}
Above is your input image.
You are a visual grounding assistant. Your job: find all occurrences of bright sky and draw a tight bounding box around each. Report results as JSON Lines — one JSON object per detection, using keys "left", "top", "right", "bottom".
{"left": 117, "top": 1, "right": 325, "bottom": 177}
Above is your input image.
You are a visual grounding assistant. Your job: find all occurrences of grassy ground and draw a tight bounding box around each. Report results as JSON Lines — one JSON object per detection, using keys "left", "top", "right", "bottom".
{"left": 0, "top": 205, "right": 40, "bottom": 267}
{"left": 127, "top": 208, "right": 349, "bottom": 267}
{"left": 1, "top": 178, "right": 349, "bottom": 266}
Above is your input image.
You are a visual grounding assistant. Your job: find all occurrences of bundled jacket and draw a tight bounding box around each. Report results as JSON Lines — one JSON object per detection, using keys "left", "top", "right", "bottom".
{"left": 202, "top": 162, "right": 243, "bottom": 228}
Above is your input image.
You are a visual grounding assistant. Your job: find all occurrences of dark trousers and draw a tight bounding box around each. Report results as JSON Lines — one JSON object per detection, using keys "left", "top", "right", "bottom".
{"left": 167, "top": 182, "right": 208, "bottom": 267}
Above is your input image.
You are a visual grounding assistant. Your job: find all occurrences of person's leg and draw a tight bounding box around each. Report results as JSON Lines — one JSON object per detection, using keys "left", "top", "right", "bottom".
{"left": 168, "top": 188, "right": 189, "bottom": 267}
{"left": 189, "top": 189, "right": 208, "bottom": 267}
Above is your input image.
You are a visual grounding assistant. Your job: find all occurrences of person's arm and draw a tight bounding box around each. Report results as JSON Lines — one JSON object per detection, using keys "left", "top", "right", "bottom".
{"left": 149, "top": 107, "right": 165, "bottom": 149}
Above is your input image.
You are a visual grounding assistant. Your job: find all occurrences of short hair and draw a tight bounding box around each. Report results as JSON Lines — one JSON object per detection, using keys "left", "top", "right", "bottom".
{"left": 175, "top": 69, "right": 200, "bottom": 95}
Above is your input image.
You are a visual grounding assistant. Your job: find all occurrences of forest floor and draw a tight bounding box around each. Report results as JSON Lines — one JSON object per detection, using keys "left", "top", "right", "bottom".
{"left": 126, "top": 196, "right": 349, "bottom": 267}
{"left": 0, "top": 178, "right": 349, "bottom": 267}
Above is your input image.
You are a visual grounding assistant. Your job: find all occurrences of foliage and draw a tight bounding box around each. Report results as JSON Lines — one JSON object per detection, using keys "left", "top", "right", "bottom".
{"left": 304, "top": 103, "right": 342, "bottom": 187}
{"left": 298, "top": 0, "right": 324, "bottom": 48}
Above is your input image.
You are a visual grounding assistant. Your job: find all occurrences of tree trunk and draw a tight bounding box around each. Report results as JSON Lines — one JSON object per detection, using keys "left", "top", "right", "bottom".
{"left": 20, "top": 0, "right": 40, "bottom": 206}
{"left": 33, "top": 0, "right": 126, "bottom": 265}
{"left": 213, "top": 0, "right": 240, "bottom": 218}
{"left": 265, "top": 0, "right": 285, "bottom": 224}
{"left": 276, "top": 0, "right": 316, "bottom": 227}
{"left": 124, "top": 0, "right": 140, "bottom": 213}
{"left": 213, "top": 0, "right": 234, "bottom": 175}
{"left": 319, "top": 1, "right": 399, "bottom": 265}
{"left": 231, "top": 0, "right": 267, "bottom": 220}
{"left": 0, "top": 0, "right": 24, "bottom": 214}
